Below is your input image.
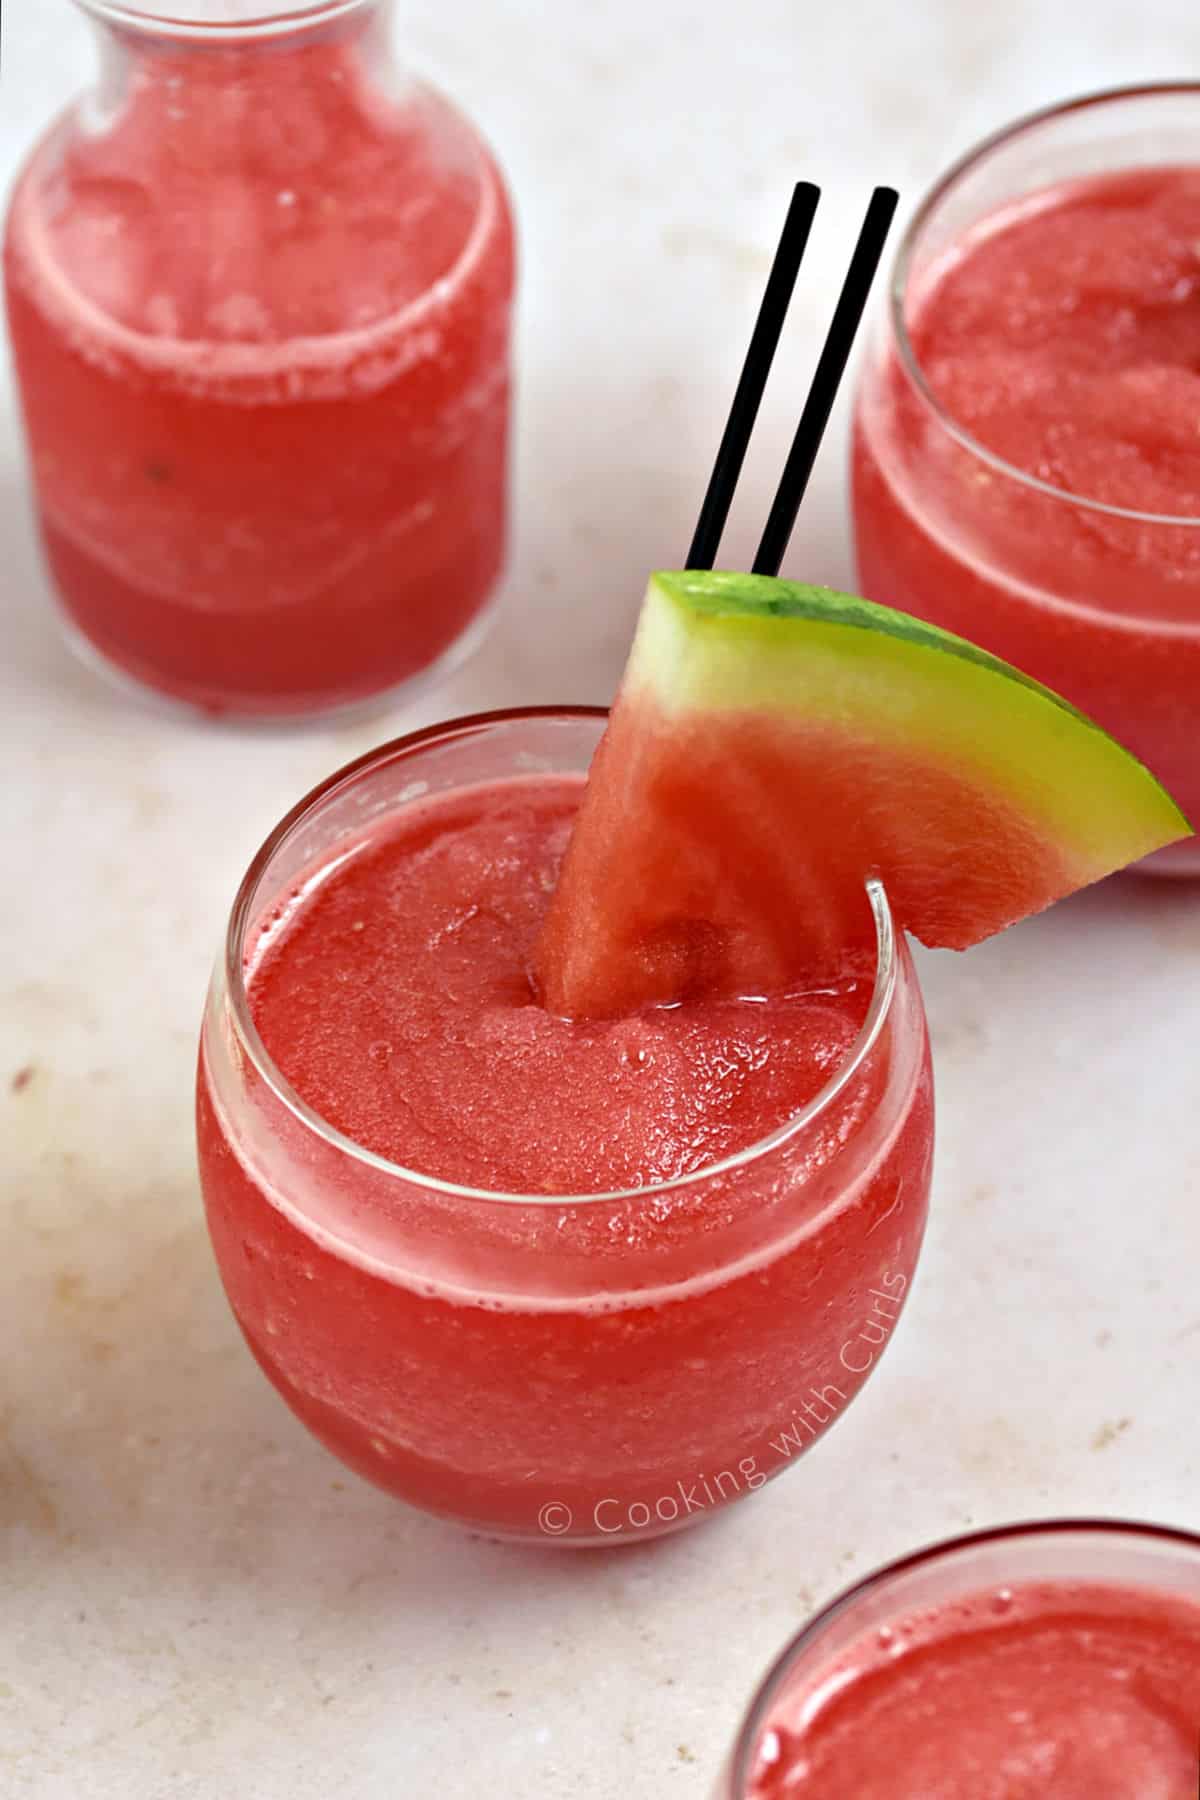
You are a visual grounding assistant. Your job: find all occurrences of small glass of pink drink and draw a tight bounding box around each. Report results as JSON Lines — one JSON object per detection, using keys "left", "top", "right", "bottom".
{"left": 4, "top": 0, "right": 514, "bottom": 719}
{"left": 196, "top": 709, "right": 933, "bottom": 1544}
{"left": 852, "top": 85, "right": 1200, "bottom": 874}
{"left": 718, "top": 1520, "right": 1200, "bottom": 1797}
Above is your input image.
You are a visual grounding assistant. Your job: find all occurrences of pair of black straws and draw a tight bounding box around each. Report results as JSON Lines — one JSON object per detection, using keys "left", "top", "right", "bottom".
{"left": 685, "top": 182, "right": 898, "bottom": 578}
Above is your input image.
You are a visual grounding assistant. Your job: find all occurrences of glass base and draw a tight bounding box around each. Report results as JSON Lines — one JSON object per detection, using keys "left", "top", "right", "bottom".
{"left": 1129, "top": 836, "right": 1200, "bottom": 879}
{"left": 474, "top": 1511, "right": 718, "bottom": 1549}
{"left": 54, "top": 589, "right": 500, "bottom": 730}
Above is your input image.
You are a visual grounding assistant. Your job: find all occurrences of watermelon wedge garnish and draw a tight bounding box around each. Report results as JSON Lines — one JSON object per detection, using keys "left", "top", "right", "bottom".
{"left": 536, "top": 570, "right": 1190, "bottom": 1019}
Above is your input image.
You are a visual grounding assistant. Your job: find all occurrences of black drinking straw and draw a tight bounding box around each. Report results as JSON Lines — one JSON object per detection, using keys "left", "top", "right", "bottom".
{"left": 752, "top": 185, "right": 898, "bottom": 576}
{"left": 685, "top": 181, "right": 820, "bottom": 571}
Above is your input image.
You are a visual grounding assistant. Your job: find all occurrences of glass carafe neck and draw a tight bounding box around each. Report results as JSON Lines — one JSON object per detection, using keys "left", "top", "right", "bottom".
{"left": 76, "top": 0, "right": 400, "bottom": 142}
{"left": 76, "top": 0, "right": 388, "bottom": 44}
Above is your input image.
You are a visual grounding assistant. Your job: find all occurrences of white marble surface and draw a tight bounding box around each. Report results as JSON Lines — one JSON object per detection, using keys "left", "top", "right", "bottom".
{"left": 4, "top": 2, "right": 1200, "bottom": 1794}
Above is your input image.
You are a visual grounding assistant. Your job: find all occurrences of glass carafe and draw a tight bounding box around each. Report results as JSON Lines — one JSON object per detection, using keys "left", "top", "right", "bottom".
{"left": 4, "top": 0, "right": 516, "bottom": 718}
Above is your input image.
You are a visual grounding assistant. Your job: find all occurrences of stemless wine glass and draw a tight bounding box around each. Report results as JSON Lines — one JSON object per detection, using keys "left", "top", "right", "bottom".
{"left": 4, "top": 0, "right": 515, "bottom": 718}
{"left": 717, "top": 1519, "right": 1200, "bottom": 1795}
{"left": 196, "top": 708, "right": 934, "bottom": 1545}
{"left": 852, "top": 84, "right": 1200, "bottom": 873}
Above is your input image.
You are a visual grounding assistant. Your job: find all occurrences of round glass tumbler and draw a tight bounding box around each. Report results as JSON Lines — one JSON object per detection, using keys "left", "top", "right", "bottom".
{"left": 196, "top": 710, "right": 934, "bottom": 1545}
{"left": 717, "top": 1519, "right": 1200, "bottom": 1796}
{"left": 4, "top": 0, "right": 515, "bottom": 718}
{"left": 852, "top": 85, "right": 1200, "bottom": 873}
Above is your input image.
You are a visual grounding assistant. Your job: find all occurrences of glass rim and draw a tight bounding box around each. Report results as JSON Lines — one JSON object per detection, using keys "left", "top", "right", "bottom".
{"left": 890, "top": 79, "right": 1200, "bottom": 529}
{"left": 219, "top": 705, "right": 899, "bottom": 1209}
{"left": 726, "top": 1514, "right": 1200, "bottom": 1794}
{"left": 74, "top": 0, "right": 375, "bottom": 39}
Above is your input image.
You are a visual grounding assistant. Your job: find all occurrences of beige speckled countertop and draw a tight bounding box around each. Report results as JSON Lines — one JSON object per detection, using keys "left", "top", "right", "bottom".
{"left": 4, "top": 2, "right": 1200, "bottom": 1794}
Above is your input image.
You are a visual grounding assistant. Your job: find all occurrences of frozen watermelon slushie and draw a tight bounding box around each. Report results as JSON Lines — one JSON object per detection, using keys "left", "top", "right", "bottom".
{"left": 854, "top": 89, "right": 1200, "bottom": 870}
{"left": 725, "top": 1525, "right": 1200, "bottom": 1799}
{"left": 197, "top": 710, "right": 934, "bottom": 1543}
{"left": 197, "top": 564, "right": 1182, "bottom": 1542}
{"left": 4, "top": 2, "right": 514, "bottom": 716}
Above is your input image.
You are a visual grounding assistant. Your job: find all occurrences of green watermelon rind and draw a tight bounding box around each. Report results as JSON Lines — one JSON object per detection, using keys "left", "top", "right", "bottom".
{"left": 634, "top": 570, "right": 1190, "bottom": 869}
{"left": 653, "top": 569, "right": 1144, "bottom": 725}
